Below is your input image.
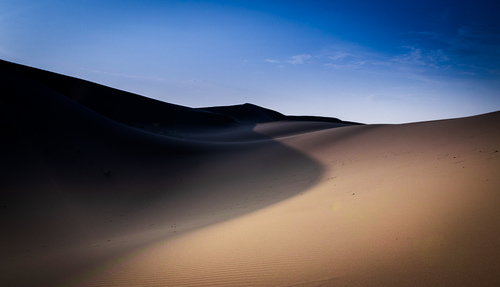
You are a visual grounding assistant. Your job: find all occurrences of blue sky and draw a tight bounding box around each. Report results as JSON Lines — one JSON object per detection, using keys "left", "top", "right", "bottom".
{"left": 1, "top": 0, "right": 499, "bottom": 123}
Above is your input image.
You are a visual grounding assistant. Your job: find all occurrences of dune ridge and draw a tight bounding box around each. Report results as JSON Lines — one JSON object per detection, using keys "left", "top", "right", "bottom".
{"left": 1, "top": 59, "right": 499, "bottom": 286}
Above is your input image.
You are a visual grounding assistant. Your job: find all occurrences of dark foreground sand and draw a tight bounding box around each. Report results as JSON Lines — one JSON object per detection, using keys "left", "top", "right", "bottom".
{"left": 1, "top": 60, "right": 499, "bottom": 286}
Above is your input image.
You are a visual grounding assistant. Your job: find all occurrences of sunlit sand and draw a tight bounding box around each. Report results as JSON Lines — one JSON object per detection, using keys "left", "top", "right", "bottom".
{"left": 1, "top": 59, "right": 499, "bottom": 286}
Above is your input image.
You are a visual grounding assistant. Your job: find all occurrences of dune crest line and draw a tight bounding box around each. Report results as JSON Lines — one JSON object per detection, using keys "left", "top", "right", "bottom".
{"left": 1, "top": 59, "right": 499, "bottom": 286}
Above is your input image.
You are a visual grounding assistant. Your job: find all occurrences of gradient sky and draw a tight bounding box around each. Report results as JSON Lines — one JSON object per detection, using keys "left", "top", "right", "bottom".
{"left": 1, "top": 0, "right": 499, "bottom": 123}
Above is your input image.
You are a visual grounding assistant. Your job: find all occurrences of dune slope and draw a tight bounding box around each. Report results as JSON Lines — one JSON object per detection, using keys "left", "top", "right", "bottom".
{"left": 0, "top": 60, "right": 334, "bottom": 286}
{"left": 70, "top": 112, "right": 500, "bottom": 287}
{"left": 1, "top": 60, "right": 499, "bottom": 286}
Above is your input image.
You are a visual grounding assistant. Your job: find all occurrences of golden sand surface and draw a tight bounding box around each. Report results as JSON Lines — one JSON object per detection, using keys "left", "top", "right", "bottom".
{"left": 1, "top": 60, "right": 499, "bottom": 286}
{"left": 73, "top": 113, "right": 500, "bottom": 287}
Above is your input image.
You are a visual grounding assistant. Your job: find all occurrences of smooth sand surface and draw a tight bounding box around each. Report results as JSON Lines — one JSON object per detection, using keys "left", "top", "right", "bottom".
{"left": 1, "top": 60, "right": 500, "bottom": 286}
{"left": 69, "top": 113, "right": 500, "bottom": 287}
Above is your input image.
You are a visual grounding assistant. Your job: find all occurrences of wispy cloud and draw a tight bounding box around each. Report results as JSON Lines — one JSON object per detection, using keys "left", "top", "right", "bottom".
{"left": 264, "top": 26, "right": 500, "bottom": 82}
{"left": 265, "top": 45, "right": 447, "bottom": 75}
{"left": 391, "top": 46, "right": 450, "bottom": 69}
{"left": 327, "top": 51, "right": 350, "bottom": 61}
{"left": 323, "top": 61, "right": 366, "bottom": 69}
{"left": 264, "top": 53, "right": 314, "bottom": 67}
{"left": 264, "top": 45, "right": 371, "bottom": 69}
{"left": 403, "top": 25, "right": 500, "bottom": 76}
{"left": 287, "top": 54, "right": 312, "bottom": 64}
{"left": 264, "top": 59, "right": 280, "bottom": 64}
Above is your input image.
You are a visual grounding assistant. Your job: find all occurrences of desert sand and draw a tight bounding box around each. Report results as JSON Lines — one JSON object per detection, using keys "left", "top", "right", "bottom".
{"left": 1, "top": 59, "right": 499, "bottom": 286}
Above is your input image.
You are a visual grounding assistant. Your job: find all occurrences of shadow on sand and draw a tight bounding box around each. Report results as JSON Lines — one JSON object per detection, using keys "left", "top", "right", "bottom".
{"left": 0, "top": 60, "right": 339, "bottom": 286}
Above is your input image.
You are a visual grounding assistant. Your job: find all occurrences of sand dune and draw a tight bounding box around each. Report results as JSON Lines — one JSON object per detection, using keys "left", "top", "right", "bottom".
{"left": 1, "top": 60, "right": 499, "bottom": 286}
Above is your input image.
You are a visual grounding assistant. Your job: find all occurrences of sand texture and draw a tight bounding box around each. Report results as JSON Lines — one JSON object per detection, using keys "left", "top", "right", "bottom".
{"left": 1, "top": 60, "right": 499, "bottom": 286}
